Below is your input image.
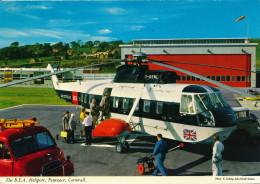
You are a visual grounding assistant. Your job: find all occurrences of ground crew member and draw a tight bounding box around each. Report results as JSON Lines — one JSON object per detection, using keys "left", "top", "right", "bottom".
{"left": 83, "top": 112, "right": 93, "bottom": 146}
{"left": 212, "top": 134, "right": 224, "bottom": 176}
{"left": 68, "top": 114, "right": 76, "bottom": 143}
{"left": 62, "top": 111, "right": 70, "bottom": 142}
{"left": 153, "top": 134, "right": 169, "bottom": 176}
{"left": 100, "top": 92, "right": 110, "bottom": 121}
{"left": 90, "top": 99, "right": 100, "bottom": 128}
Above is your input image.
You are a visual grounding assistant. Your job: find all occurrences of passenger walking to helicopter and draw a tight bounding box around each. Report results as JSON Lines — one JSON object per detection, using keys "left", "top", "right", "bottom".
{"left": 212, "top": 134, "right": 224, "bottom": 176}
{"left": 100, "top": 92, "right": 110, "bottom": 121}
{"left": 90, "top": 99, "right": 100, "bottom": 128}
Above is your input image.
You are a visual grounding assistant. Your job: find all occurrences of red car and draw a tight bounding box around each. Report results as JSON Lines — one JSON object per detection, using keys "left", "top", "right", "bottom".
{"left": 0, "top": 119, "right": 74, "bottom": 176}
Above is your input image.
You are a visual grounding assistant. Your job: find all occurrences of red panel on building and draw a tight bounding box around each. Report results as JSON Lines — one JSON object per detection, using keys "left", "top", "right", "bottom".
{"left": 146, "top": 54, "right": 251, "bottom": 87}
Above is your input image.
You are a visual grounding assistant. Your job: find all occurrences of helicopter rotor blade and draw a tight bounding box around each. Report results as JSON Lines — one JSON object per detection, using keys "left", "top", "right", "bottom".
{"left": 150, "top": 60, "right": 257, "bottom": 98}
{"left": 158, "top": 60, "right": 259, "bottom": 73}
{"left": 0, "top": 61, "right": 122, "bottom": 89}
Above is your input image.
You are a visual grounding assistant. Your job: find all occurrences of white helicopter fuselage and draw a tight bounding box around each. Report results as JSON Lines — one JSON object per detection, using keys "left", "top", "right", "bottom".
{"left": 53, "top": 77, "right": 236, "bottom": 144}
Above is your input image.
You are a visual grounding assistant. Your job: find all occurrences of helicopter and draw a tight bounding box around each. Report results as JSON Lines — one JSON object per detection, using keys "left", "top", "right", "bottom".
{"left": 0, "top": 52, "right": 257, "bottom": 153}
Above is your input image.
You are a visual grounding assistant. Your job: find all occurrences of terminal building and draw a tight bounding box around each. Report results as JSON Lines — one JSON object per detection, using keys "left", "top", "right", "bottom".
{"left": 120, "top": 38, "right": 258, "bottom": 88}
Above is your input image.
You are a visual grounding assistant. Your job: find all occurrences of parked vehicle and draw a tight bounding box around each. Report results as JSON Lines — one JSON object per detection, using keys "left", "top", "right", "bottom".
{"left": 232, "top": 107, "right": 259, "bottom": 144}
{"left": 0, "top": 119, "right": 74, "bottom": 176}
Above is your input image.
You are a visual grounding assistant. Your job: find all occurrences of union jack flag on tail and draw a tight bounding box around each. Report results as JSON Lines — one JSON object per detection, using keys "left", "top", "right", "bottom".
{"left": 183, "top": 129, "right": 197, "bottom": 141}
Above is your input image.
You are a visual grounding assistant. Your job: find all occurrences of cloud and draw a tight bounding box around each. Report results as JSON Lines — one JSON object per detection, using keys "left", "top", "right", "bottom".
{"left": 131, "top": 26, "right": 145, "bottom": 31}
{"left": 98, "top": 29, "right": 112, "bottom": 34}
{"left": 0, "top": 28, "right": 28, "bottom": 37}
{"left": 106, "top": 8, "right": 125, "bottom": 15}
{"left": 26, "top": 5, "right": 50, "bottom": 10}
{"left": 153, "top": 18, "right": 159, "bottom": 21}
{"left": 29, "top": 29, "right": 63, "bottom": 39}
{"left": 48, "top": 19, "right": 96, "bottom": 27}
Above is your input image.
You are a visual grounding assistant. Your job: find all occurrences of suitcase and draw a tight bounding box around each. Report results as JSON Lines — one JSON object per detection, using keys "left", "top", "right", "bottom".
{"left": 60, "top": 131, "right": 67, "bottom": 138}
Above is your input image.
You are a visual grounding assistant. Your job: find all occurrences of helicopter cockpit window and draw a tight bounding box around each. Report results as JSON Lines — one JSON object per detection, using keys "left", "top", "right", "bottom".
{"left": 210, "top": 93, "right": 229, "bottom": 108}
{"left": 181, "top": 95, "right": 194, "bottom": 114}
{"left": 194, "top": 94, "right": 214, "bottom": 113}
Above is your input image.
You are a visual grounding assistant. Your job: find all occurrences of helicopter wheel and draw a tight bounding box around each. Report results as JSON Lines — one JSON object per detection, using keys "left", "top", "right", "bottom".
{"left": 138, "top": 164, "right": 145, "bottom": 175}
{"left": 116, "top": 142, "right": 124, "bottom": 153}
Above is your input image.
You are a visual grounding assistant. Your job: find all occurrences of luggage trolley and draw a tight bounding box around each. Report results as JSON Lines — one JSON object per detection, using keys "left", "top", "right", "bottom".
{"left": 137, "top": 155, "right": 155, "bottom": 175}
{"left": 136, "top": 143, "right": 184, "bottom": 175}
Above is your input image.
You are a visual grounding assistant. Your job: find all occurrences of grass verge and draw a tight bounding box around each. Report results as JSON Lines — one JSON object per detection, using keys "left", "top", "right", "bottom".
{"left": 0, "top": 87, "right": 71, "bottom": 109}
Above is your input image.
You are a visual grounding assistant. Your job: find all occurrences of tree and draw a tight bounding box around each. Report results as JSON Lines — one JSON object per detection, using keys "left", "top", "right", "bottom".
{"left": 94, "top": 40, "right": 101, "bottom": 47}
{"left": 85, "top": 41, "right": 94, "bottom": 48}
{"left": 11, "top": 42, "right": 19, "bottom": 47}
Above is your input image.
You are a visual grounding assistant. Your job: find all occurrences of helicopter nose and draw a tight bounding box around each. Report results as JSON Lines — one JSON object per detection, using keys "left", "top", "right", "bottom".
{"left": 211, "top": 107, "right": 236, "bottom": 127}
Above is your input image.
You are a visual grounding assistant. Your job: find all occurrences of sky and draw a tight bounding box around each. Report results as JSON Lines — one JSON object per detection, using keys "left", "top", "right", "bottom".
{"left": 0, "top": 0, "right": 260, "bottom": 48}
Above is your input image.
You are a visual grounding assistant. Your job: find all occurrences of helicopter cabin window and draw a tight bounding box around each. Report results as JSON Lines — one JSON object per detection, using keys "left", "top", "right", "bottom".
{"left": 80, "top": 93, "right": 84, "bottom": 103}
{"left": 84, "top": 93, "right": 87, "bottom": 103}
{"left": 181, "top": 95, "right": 194, "bottom": 114}
{"left": 156, "top": 101, "right": 163, "bottom": 114}
{"left": 182, "top": 76, "right": 186, "bottom": 81}
{"left": 122, "top": 98, "right": 129, "bottom": 110}
{"left": 237, "top": 76, "right": 241, "bottom": 81}
{"left": 226, "top": 76, "right": 230, "bottom": 81}
{"left": 143, "top": 100, "right": 150, "bottom": 113}
{"left": 88, "top": 94, "right": 94, "bottom": 104}
{"left": 113, "top": 97, "right": 119, "bottom": 108}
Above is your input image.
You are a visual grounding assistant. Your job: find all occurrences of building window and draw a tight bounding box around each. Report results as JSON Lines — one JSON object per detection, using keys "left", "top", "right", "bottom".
{"left": 237, "top": 76, "right": 241, "bottom": 81}
{"left": 196, "top": 77, "right": 200, "bottom": 81}
{"left": 207, "top": 75, "right": 210, "bottom": 79}
{"left": 242, "top": 76, "right": 246, "bottom": 82}
{"left": 221, "top": 76, "right": 225, "bottom": 81}
{"left": 216, "top": 76, "right": 220, "bottom": 81}
{"left": 211, "top": 76, "right": 216, "bottom": 80}
{"left": 192, "top": 76, "right": 196, "bottom": 81}
{"left": 247, "top": 76, "right": 251, "bottom": 82}
{"left": 232, "top": 76, "right": 236, "bottom": 82}
{"left": 182, "top": 76, "right": 186, "bottom": 81}
{"left": 226, "top": 76, "right": 230, "bottom": 82}
{"left": 187, "top": 76, "right": 191, "bottom": 81}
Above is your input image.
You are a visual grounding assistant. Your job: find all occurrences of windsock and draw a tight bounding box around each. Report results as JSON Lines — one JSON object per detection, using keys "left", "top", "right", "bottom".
{"left": 235, "top": 15, "right": 245, "bottom": 22}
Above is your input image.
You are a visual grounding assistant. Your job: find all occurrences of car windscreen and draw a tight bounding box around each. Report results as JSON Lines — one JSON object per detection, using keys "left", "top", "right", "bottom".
{"left": 10, "top": 132, "right": 55, "bottom": 158}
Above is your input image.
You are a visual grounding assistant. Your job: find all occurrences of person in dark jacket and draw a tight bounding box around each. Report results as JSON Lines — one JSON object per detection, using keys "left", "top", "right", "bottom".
{"left": 62, "top": 111, "right": 70, "bottom": 142}
{"left": 153, "top": 134, "right": 169, "bottom": 176}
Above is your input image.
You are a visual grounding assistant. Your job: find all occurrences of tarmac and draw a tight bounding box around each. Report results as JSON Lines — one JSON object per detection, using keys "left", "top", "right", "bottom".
{"left": 0, "top": 89, "right": 259, "bottom": 176}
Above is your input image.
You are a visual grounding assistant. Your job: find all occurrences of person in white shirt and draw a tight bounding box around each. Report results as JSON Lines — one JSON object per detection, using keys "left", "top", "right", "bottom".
{"left": 212, "top": 134, "right": 224, "bottom": 176}
{"left": 82, "top": 112, "right": 93, "bottom": 145}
